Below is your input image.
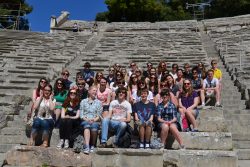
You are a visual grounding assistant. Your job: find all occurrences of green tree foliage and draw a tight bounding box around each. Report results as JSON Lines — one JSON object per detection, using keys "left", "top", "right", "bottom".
{"left": 206, "top": 0, "right": 250, "bottom": 18}
{"left": 96, "top": 0, "right": 250, "bottom": 22}
{"left": 96, "top": 0, "right": 194, "bottom": 22}
{"left": 0, "top": 0, "right": 32, "bottom": 30}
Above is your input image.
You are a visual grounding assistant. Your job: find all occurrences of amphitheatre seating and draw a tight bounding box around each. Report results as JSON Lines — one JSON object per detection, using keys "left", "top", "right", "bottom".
{"left": 203, "top": 15, "right": 250, "bottom": 166}
{"left": 0, "top": 18, "right": 247, "bottom": 166}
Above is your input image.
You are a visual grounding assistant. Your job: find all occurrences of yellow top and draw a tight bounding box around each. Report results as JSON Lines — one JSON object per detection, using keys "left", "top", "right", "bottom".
{"left": 213, "top": 68, "right": 222, "bottom": 80}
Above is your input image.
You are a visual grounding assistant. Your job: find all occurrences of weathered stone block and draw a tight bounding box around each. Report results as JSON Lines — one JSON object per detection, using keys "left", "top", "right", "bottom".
{"left": 93, "top": 148, "right": 163, "bottom": 167}
{"left": 5, "top": 146, "right": 91, "bottom": 167}
{"left": 163, "top": 150, "right": 237, "bottom": 167}
{"left": 172, "top": 132, "right": 233, "bottom": 150}
{"left": 197, "top": 117, "right": 228, "bottom": 132}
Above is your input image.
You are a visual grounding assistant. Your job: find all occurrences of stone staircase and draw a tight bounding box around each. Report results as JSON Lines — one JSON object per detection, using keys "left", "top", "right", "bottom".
{"left": 0, "top": 18, "right": 248, "bottom": 166}
{"left": 200, "top": 21, "right": 250, "bottom": 167}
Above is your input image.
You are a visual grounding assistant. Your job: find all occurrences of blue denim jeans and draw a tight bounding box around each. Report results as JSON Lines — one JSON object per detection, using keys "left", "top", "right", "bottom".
{"left": 80, "top": 121, "right": 100, "bottom": 131}
{"left": 101, "top": 118, "right": 127, "bottom": 144}
{"left": 31, "top": 118, "right": 54, "bottom": 136}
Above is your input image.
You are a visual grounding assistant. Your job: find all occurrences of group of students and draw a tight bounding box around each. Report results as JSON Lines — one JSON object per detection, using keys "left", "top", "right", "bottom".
{"left": 27, "top": 60, "right": 222, "bottom": 154}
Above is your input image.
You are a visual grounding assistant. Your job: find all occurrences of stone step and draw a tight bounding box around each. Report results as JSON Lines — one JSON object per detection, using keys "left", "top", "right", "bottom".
{"left": 233, "top": 140, "right": 250, "bottom": 149}
{"left": 237, "top": 149, "right": 250, "bottom": 160}
{"left": 171, "top": 132, "right": 232, "bottom": 150}
{"left": 0, "top": 153, "right": 5, "bottom": 167}
{"left": 198, "top": 117, "right": 228, "bottom": 132}
{"left": 232, "top": 133, "right": 250, "bottom": 141}
{"left": 0, "top": 144, "right": 20, "bottom": 153}
{"left": 238, "top": 160, "right": 250, "bottom": 167}
{"left": 221, "top": 100, "right": 245, "bottom": 106}
{"left": 0, "top": 135, "right": 27, "bottom": 144}
{"left": 225, "top": 109, "right": 250, "bottom": 115}
{"left": 0, "top": 127, "right": 25, "bottom": 135}
{"left": 7, "top": 119, "right": 26, "bottom": 128}
{"left": 224, "top": 114, "right": 250, "bottom": 120}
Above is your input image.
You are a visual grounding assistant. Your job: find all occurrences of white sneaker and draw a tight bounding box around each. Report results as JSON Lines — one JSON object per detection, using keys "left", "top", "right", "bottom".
{"left": 83, "top": 146, "right": 90, "bottom": 154}
{"left": 90, "top": 146, "right": 94, "bottom": 153}
{"left": 145, "top": 143, "right": 150, "bottom": 149}
{"left": 64, "top": 139, "right": 69, "bottom": 149}
{"left": 139, "top": 143, "right": 144, "bottom": 149}
{"left": 57, "top": 139, "right": 64, "bottom": 148}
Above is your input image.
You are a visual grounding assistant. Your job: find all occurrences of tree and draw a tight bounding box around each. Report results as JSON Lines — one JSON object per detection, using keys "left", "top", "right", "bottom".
{"left": 205, "top": 0, "right": 250, "bottom": 18}
{"left": 0, "top": 0, "right": 32, "bottom": 30}
{"left": 95, "top": 0, "right": 196, "bottom": 22}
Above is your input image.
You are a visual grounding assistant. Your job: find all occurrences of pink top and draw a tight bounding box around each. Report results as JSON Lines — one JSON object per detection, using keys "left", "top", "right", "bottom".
{"left": 97, "top": 88, "right": 111, "bottom": 106}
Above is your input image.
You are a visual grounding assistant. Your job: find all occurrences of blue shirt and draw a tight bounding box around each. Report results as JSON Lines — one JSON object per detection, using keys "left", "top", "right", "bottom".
{"left": 157, "top": 101, "right": 177, "bottom": 122}
{"left": 134, "top": 101, "right": 155, "bottom": 122}
{"left": 80, "top": 98, "right": 102, "bottom": 119}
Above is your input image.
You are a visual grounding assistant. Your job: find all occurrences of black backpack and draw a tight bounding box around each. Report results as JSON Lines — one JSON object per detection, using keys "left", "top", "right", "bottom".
{"left": 117, "top": 124, "right": 133, "bottom": 148}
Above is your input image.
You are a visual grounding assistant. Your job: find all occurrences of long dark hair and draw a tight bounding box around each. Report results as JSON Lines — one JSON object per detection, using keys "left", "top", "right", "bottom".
{"left": 36, "top": 77, "right": 48, "bottom": 97}
{"left": 62, "top": 92, "right": 80, "bottom": 109}
{"left": 148, "top": 74, "right": 158, "bottom": 95}
{"left": 54, "top": 78, "right": 67, "bottom": 96}
{"left": 128, "top": 74, "right": 137, "bottom": 92}
{"left": 180, "top": 79, "right": 194, "bottom": 97}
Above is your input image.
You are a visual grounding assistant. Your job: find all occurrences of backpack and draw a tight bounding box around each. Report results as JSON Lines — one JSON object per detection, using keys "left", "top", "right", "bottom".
{"left": 117, "top": 124, "right": 133, "bottom": 148}
{"left": 70, "top": 126, "right": 84, "bottom": 153}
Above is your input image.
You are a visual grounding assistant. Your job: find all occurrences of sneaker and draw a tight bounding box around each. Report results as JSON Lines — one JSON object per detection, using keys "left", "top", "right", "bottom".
{"left": 57, "top": 139, "right": 64, "bottom": 148}
{"left": 215, "top": 103, "right": 222, "bottom": 107}
{"left": 180, "top": 145, "right": 185, "bottom": 150}
{"left": 191, "top": 129, "right": 199, "bottom": 132}
{"left": 145, "top": 143, "right": 150, "bottom": 149}
{"left": 139, "top": 143, "right": 144, "bottom": 149}
{"left": 99, "top": 142, "right": 107, "bottom": 148}
{"left": 64, "top": 139, "right": 69, "bottom": 149}
{"left": 90, "top": 146, "right": 94, "bottom": 153}
{"left": 83, "top": 146, "right": 90, "bottom": 154}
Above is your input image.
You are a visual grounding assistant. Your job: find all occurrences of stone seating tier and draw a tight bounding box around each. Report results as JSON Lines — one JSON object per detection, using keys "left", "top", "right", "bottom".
{"left": 1, "top": 18, "right": 250, "bottom": 166}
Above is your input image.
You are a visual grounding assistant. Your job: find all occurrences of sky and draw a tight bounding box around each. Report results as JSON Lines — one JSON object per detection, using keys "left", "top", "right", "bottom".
{"left": 26, "top": 0, "right": 107, "bottom": 32}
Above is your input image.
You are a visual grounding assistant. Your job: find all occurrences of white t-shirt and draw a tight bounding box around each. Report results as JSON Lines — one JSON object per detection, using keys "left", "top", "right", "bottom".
{"left": 203, "top": 78, "right": 219, "bottom": 88}
{"left": 132, "top": 90, "right": 154, "bottom": 103}
{"left": 110, "top": 82, "right": 128, "bottom": 92}
{"left": 109, "top": 100, "right": 132, "bottom": 120}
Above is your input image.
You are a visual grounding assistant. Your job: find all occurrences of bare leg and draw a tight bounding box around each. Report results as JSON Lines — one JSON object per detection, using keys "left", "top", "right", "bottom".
{"left": 160, "top": 124, "right": 169, "bottom": 145}
{"left": 145, "top": 125, "right": 152, "bottom": 143}
{"left": 29, "top": 132, "right": 37, "bottom": 146}
{"left": 200, "top": 89, "right": 205, "bottom": 104}
{"left": 186, "top": 110, "right": 197, "bottom": 129}
{"left": 84, "top": 129, "right": 90, "bottom": 146}
{"left": 139, "top": 125, "right": 145, "bottom": 142}
{"left": 170, "top": 124, "right": 183, "bottom": 145}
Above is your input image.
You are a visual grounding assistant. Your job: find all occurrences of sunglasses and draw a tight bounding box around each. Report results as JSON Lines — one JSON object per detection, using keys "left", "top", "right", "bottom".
{"left": 147, "top": 64, "right": 152, "bottom": 67}
{"left": 57, "top": 82, "right": 63, "bottom": 85}
{"left": 184, "top": 83, "right": 191, "bottom": 85}
{"left": 40, "top": 80, "right": 46, "bottom": 83}
{"left": 62, "top": 73, "right": 69, "bottom": 76}
{"left": 193, "top": 72, "right": 197, "bottom": 74}
{"left": 212, "top": 62, "right": 217, "bottom": 65}
{"left": 130, "top": 64, "right": 136, "bottom": 67}
{"left": 44, "top": 89, "right": 51, "bottom": 92}
{"left": 77, "top": 83, "right": 85, "bottom": 86}
{"left": 70, "top": 92, "right": 76, "bottom": 95}
{"left": 118, "top": 91, "right": 126, "bottom": 94}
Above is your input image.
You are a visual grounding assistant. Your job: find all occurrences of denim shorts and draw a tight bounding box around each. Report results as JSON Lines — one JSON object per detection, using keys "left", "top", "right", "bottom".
{"left": 80, "top": 121, "right": 100, "bottom": 131}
